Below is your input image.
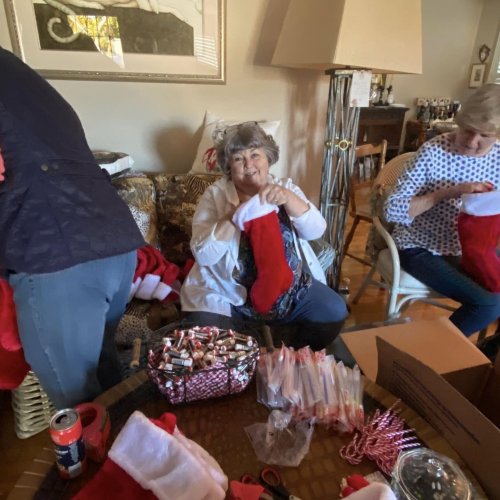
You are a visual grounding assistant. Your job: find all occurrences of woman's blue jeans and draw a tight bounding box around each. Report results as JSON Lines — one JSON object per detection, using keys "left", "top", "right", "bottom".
{"left": 9, "top": 251, "right": 136, "bottom": 409}
{"left": 399, "top": 248, "right": 500, "bottom": 336}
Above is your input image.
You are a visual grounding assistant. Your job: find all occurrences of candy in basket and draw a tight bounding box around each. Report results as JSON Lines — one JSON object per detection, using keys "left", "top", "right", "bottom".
{"left": 147, "top": 326, "right": 259, "bottom": 404}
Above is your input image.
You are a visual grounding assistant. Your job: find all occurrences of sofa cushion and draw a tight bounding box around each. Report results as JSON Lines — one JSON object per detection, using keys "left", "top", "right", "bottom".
{"left": 152, "top": 173, "right": 221, "bottom": 265}
{"left": 113, "top": 175, "right": 159, "bottom": 248}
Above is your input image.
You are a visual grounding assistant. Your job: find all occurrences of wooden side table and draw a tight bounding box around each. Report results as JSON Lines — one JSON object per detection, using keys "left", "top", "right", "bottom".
{"left": 404, "top": 119, "right": 429, "bottom": 152}
{"left": 357, "top": 106, "right": 409, "bottom": 161}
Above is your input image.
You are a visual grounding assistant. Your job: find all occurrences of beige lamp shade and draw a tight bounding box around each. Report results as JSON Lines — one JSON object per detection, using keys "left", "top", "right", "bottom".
{"left": 272, "top": 0, "right": 422, "bottom": 74}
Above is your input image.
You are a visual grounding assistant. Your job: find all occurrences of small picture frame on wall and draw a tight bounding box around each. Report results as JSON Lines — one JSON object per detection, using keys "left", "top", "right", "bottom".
{"left": 469, "top": 63, "right": 486, "bottom": 88}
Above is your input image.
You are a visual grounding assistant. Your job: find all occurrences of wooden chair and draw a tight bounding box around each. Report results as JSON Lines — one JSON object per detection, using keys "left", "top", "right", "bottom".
{"left": 343, "top": 140, "right": 388, "bottom": 265}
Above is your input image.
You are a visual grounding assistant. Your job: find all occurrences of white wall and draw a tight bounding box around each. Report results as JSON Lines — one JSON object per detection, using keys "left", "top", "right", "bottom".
{"left": 0, "top": 0, "right": 490, "bottom": 202}
{"left": 471, "top": 0, "right": 500, "bottom": 85}
{"left": 279, "top": 0, "right": 487, "bottom": 199}
{"left": 0, "top": 1, "right": 295, "bottom": 177}
{"left": 391, "top": 0, "right": 483, "bottom": 110}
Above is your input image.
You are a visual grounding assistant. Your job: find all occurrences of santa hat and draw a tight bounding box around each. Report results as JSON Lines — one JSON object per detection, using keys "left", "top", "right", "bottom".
{"left": 458, "top": 190, "right": 500, "bottom": 293}
{"left": 73, "top": 411, "right": 227, "bottom": 500}
{"left": 232, "top": 195, "right": 293, "bottom": 314}
{"left": 129, "top": 246, "right": 181, "bottom": 302}
{"left": 0, "top": 279, "right": 30, "bottom": 389}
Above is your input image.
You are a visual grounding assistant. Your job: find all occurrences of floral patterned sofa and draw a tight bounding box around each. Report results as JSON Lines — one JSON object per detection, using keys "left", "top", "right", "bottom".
{"left": 112, "top": 172, "right": 334, "bottom": 347}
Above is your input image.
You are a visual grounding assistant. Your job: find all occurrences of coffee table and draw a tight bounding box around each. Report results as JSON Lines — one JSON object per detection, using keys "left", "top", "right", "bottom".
{"left": 7, "top": 370, "right": 486, "bottom": 499}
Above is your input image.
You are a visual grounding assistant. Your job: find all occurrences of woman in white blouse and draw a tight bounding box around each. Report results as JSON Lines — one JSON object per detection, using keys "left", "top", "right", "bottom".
{"left": 385, "top": 84, "right": 500, "bottom": 350}
{"left": 181, "top": 122, "right": 347, "bottom": 350}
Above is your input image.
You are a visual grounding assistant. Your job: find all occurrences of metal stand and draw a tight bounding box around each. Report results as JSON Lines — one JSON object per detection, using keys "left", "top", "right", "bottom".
{"left": 319, "top": 69, "right": 361, "bottom": 290}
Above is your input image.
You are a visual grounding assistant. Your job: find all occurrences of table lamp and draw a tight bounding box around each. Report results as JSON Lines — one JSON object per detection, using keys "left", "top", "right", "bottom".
{"left": 272, "top": 0, "right": 422, "bottom": 289}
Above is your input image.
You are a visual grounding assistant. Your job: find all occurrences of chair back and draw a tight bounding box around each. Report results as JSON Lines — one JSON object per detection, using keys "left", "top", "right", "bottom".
{"left": 350, "top": 140, "right": 388, "bottom": 215}
{"left": 365, "top": 151, "right": 416, "bottom": 262}
{"left": 374, "top": 151, "right": 415, "bottom": 189}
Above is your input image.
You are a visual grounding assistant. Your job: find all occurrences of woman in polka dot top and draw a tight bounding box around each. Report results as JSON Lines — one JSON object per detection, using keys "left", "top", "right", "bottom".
{"left": 385, "top": 84, "right": 500, "bottom": 341}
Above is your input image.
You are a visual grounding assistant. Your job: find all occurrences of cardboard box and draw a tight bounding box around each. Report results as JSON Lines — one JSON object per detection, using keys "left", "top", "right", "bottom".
{"left": 341, "top": 318, "right": 500, "bottom": 499}
{"left": 340, "top": 317, "right": 491, "bottom": 402}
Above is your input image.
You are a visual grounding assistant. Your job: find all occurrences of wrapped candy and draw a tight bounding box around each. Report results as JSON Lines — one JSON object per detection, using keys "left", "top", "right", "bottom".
{"left": 256, "top": 344, "right": 364, "bottom": 432}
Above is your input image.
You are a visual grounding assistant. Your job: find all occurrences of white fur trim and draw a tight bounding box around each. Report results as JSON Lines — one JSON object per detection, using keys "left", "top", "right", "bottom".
{"left": 152, "top": 282, "right": 173, "bottom": 301}
{"left": 108, "top": 411, "right": 227, "bottom": 500}
{"left": 347, "top": 483, "right": 396, "bottom": 500}
{"left": 128, "top": 277, "right": 142, "bottom": 302}
{"left": 461, "top": 190, "right": 500, "bottom": 216}
{"left": 232, "top": 194, "right": 278, "bottom": 231}
{"left": 135, "top": 274, "right": 161, "bottom": 300}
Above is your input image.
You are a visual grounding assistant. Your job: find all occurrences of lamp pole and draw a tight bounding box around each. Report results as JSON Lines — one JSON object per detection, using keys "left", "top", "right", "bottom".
{"left": 319, "top": 69, "right": 361, "bottom": 290}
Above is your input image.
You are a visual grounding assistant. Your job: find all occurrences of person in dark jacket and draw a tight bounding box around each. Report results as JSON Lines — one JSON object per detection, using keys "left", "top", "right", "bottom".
{"left": 0, "top": 47, "right": 144, "bottom": 408}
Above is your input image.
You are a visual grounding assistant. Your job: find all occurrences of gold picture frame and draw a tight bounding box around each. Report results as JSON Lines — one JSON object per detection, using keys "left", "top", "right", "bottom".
{"left": 3, "top": 0, "right": 226, "bottom": 84}
{"left": 469, "top": 63, "right": 486, "bottom": 88}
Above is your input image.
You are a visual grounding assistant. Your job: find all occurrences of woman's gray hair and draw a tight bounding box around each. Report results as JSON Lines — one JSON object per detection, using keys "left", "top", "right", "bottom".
{"left": 455, "top": 83, "right": 500, "bottom": 135}
{"left": 215, "top": 122, "right": 279, "bottom": 176}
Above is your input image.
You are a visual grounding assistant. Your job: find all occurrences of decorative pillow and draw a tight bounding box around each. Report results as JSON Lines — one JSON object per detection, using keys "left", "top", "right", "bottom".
{"left": 152, "top": 173, "right": 220, "bottom": 265}
{"left": 189, "top": 111, "right": 281, "bottom": 174}
{"left": 112, "top": 175, "right": 160, "bottom": 248}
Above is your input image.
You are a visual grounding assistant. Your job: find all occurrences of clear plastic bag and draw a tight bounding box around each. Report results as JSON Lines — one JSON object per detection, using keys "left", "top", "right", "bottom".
{"left": 244, "top": 409, "right": 315, "bottom": 467}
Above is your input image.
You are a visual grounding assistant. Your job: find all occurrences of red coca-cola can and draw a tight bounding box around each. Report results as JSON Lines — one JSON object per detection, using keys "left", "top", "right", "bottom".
{"left": 49, "top": 408, "right": 87, "bottom": 479}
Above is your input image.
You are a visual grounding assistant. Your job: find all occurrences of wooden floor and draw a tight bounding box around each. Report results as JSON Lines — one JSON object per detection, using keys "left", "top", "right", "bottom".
{"left": 0, "top": 219, "right": 491, "bottom": 499}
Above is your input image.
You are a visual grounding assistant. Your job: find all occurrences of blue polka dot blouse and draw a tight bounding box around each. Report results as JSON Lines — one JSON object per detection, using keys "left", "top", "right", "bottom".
{"left": 384, "top": 133, "right": 500, "bottom": 256}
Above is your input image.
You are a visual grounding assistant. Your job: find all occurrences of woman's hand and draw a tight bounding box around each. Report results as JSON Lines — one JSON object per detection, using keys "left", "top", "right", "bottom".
{"left": 409, "top": 181, "right": 495, "bottom": 218}
{"left": 450, "top": 181, "right": 495, "bottom": 197}
{"left": 259, "top": 184, "right": 309, "bottom": 217}
{"left": 259, "top": 184, "right": 289, "bottom": 206}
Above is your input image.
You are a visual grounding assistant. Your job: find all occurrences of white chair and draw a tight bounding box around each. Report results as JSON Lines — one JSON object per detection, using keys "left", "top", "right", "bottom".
{"left": 351, "top": 152, "right": 458, "bottom": 319}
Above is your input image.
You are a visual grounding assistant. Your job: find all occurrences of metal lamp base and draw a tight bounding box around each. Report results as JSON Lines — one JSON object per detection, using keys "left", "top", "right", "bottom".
{"left": 319, "top": 69, "right": 360, "bottom": 290}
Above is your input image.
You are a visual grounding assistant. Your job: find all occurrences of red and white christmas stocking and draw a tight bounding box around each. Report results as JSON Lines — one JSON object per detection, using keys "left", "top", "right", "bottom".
{"left": 73, "top": 411, "right": 227, "bottom": 500}
{"left": 232, "top": 195, "right": 293, "bottom": 314}
{"left": 458, "top": 190, "right": 500, "bottom": 293}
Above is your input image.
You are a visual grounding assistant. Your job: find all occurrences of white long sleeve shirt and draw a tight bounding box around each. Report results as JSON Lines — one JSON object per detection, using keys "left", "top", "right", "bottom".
{"left": 180, "top": 175, "right": 327, "bottom": 316}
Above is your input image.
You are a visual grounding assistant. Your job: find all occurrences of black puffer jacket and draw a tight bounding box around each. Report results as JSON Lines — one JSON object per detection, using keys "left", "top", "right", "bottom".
{"left": 0, "top": 47, "right": 144, "bottom": 273}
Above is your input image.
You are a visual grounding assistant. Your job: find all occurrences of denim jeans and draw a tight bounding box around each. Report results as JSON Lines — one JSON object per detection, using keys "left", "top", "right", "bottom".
{"left": 399, "top": 248, "right": 500, "bottom": 336}
{"left": 9, "top": 251, "right": 136, "bottom": 409}
{"left": 184, "top": 279, "right": 348, "bottom": 350}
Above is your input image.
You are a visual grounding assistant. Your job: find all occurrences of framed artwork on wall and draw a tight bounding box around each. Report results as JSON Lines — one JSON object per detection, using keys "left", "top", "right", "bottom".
{"left": 3, "top": 0, "right": 226, "bottom": 83}
{"left": 469, "top": 63, "right": 486, "bottom": 88}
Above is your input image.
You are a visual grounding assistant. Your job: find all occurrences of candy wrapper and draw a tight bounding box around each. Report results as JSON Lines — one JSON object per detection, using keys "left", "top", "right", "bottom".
{"left": 244, "top": 409, "right": 314, "bottom": 467}
{"left": 256, "top": 345, "right": 364, "bottom": 432}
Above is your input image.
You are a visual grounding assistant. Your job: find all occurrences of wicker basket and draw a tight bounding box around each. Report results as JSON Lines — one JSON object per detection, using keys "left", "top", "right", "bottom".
{"left": 11, "top": 371, "right": 56, "bottom": 439}
{"left": 148, "top": 350, "right": 258, "bottom": 404}
{"left": 147, "top": 325, "right": 260, "bottom": 404}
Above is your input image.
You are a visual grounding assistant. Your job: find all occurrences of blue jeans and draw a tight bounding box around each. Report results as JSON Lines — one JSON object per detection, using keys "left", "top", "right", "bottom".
{"left": 9, "top": 251, "right": 136, "bottom": 409}
{"left": 185, "top": 280, "right": 348, "bottom": 350}
{"left": 399, "top": 248, "right": 500, "bottom": 336}
{"left": 239, "top": 279, "right": 348, "bottom": 350}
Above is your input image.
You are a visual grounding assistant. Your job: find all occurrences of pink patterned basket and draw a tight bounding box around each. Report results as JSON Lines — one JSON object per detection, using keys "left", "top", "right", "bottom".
{"left": 147, "top": 326, "right": 259, "bottom": 404}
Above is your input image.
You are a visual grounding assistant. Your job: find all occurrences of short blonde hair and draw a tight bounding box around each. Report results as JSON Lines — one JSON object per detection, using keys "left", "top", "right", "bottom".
{"left": 455, "top": 83, "right": 500, "bottom": 135}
